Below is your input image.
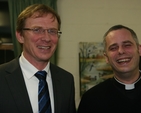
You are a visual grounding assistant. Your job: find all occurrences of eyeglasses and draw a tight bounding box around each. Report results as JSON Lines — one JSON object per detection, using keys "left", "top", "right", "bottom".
{"left": 23, "top": 28, "right": 62, "bottom": 36}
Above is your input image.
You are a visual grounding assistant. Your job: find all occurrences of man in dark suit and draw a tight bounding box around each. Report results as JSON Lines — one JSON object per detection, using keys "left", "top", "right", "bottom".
{"left": 0, "top": 4, "right": 76, "bottom": 113}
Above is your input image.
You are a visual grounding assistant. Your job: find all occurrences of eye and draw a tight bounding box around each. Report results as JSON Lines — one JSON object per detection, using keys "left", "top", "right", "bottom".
{"left": 48, "top": 29, "right": 57, "bottom": 35}
{"left": 33, "top": 28, "right": 42, "bottom": 33}
{"left": 109, "top": 46, "right": 118, "bottom": 51}
{"left": 124, "top": 43, "right": 132, "bottom": 47}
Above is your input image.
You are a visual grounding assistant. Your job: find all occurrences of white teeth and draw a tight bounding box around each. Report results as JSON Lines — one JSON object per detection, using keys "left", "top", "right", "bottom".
{"left": 38, "top": 46, "right": 49, "bottom": 49}
{"left": 117, "top": 59, "right": 130, "bottom": 63}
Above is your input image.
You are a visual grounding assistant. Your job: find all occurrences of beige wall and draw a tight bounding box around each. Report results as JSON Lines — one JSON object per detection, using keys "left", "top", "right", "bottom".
{"left": 57, "top": 0, "right": 141, "bottom": 108}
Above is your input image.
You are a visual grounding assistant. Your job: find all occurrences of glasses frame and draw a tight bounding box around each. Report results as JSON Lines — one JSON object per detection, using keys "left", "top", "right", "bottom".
{"left": 23, "top": 28, "right": 62, "bottom": 36}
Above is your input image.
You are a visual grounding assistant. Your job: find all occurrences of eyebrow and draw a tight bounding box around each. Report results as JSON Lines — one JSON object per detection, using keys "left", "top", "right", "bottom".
{"left": 122, "top": 40, "right": 133, "bottom": 44}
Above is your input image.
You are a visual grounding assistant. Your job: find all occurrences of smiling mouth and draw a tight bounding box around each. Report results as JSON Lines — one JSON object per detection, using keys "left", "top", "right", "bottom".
{"left": 117, "top": 58, "right": 131, "bottom": 63}
{"left": 37, "top": 46, "right": 50, "bottom": 49}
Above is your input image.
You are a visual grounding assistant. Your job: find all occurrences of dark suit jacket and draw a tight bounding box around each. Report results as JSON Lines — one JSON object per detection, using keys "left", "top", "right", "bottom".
{"left": 0, "top": 58, "right": 76, "bottom": 113}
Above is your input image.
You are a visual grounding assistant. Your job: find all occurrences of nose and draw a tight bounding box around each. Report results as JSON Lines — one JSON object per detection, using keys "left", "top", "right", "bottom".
{"left": 41, "top": 31, "right": 51, "bottom": 41}
{"left": 118, "top": 46, "right": 125, "bottom": 54}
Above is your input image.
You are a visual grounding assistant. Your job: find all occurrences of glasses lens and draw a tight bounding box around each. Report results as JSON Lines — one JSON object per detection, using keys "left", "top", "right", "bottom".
{"left": 32, "top": 28, "right": 42, "bottom": 34}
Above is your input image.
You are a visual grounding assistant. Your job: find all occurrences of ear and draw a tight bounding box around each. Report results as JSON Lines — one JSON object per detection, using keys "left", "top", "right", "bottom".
{"left": 16, "top": 31, "right": 24, "bottom": 43}
{"left": 104, "top": 52, "right": 109, "bottom": 64}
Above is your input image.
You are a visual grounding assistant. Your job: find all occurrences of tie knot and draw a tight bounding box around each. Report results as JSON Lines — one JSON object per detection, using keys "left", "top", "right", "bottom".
{"left": 35, "top": 71, "right": 47, "bottom": 81}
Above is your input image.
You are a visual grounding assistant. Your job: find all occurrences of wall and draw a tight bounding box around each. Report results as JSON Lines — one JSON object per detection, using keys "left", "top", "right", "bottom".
{"left": 57, "top": 0, "right": 141, "bottom": 108}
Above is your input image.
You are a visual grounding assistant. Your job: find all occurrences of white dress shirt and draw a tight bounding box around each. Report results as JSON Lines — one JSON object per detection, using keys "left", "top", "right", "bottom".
{"left": 19, "top": 53, "right": 54, "bottom": 113}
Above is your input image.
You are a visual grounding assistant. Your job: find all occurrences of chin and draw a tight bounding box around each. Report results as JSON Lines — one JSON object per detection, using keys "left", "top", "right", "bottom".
{"left": 119, "top": 68, "right": 132, "bottom": 72}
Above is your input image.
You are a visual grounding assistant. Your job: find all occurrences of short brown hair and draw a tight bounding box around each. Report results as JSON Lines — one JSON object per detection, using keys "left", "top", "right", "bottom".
{"left": 16, "top": 4, "right": 61, "bottom": 33}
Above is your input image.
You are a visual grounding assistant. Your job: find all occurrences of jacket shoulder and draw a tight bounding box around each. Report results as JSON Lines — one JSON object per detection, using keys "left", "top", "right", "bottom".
{"left": 0, "top": 58, "right": 19, "bottom": 73}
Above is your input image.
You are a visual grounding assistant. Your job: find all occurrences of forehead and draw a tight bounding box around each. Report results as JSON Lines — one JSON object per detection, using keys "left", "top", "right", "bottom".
{"left": 29, "top": 12, "right": 56, "bottom": 22}
{"left": 25, "top": 13, "right": 58, "bottom": 26}
{"left": 30, "top": 12, "right": 52, "bottom": 18}
{"left": 106, "top": 28, "right": 135, "bottom": 45}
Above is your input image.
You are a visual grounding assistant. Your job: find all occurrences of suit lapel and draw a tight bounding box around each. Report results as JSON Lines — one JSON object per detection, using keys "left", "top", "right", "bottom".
{"left": 5, "top": 58, "right": 33, "bottom": 113}
{"left": 50, "top": 63, "right": 61, "bottom": 113}
{"left": 50, "top": 64, "right": 61, "bottom": 113}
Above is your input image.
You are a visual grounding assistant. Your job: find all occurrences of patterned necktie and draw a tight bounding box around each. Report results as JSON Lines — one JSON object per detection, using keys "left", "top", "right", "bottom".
{"left": 35, "top": 71, "right": 52, "bottom": 113}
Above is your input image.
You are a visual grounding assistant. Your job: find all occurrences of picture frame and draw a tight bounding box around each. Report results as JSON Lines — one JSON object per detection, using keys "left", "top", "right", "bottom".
{"left": 79, "top": 42, "right": 113, "bottom": 96}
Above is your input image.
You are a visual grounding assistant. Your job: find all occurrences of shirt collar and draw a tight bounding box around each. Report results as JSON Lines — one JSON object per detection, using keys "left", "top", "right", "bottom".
{"left": 19, "top": 53, "right": 50, "bottom": 79}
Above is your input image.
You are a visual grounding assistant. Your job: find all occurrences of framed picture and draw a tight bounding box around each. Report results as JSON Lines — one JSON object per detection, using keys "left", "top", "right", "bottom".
{"left": 79, "top": 42, "right": 113, "bottom": 96}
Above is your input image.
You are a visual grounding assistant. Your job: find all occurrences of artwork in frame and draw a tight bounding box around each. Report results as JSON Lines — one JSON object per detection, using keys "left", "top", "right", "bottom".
{"left": 79, "top": 42, "right": 113, "bottom": 96}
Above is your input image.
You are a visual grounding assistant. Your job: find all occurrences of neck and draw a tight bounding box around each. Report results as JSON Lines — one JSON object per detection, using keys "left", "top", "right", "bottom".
{"left": 114, "top": 70, "right": 140, "bottom": 84}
